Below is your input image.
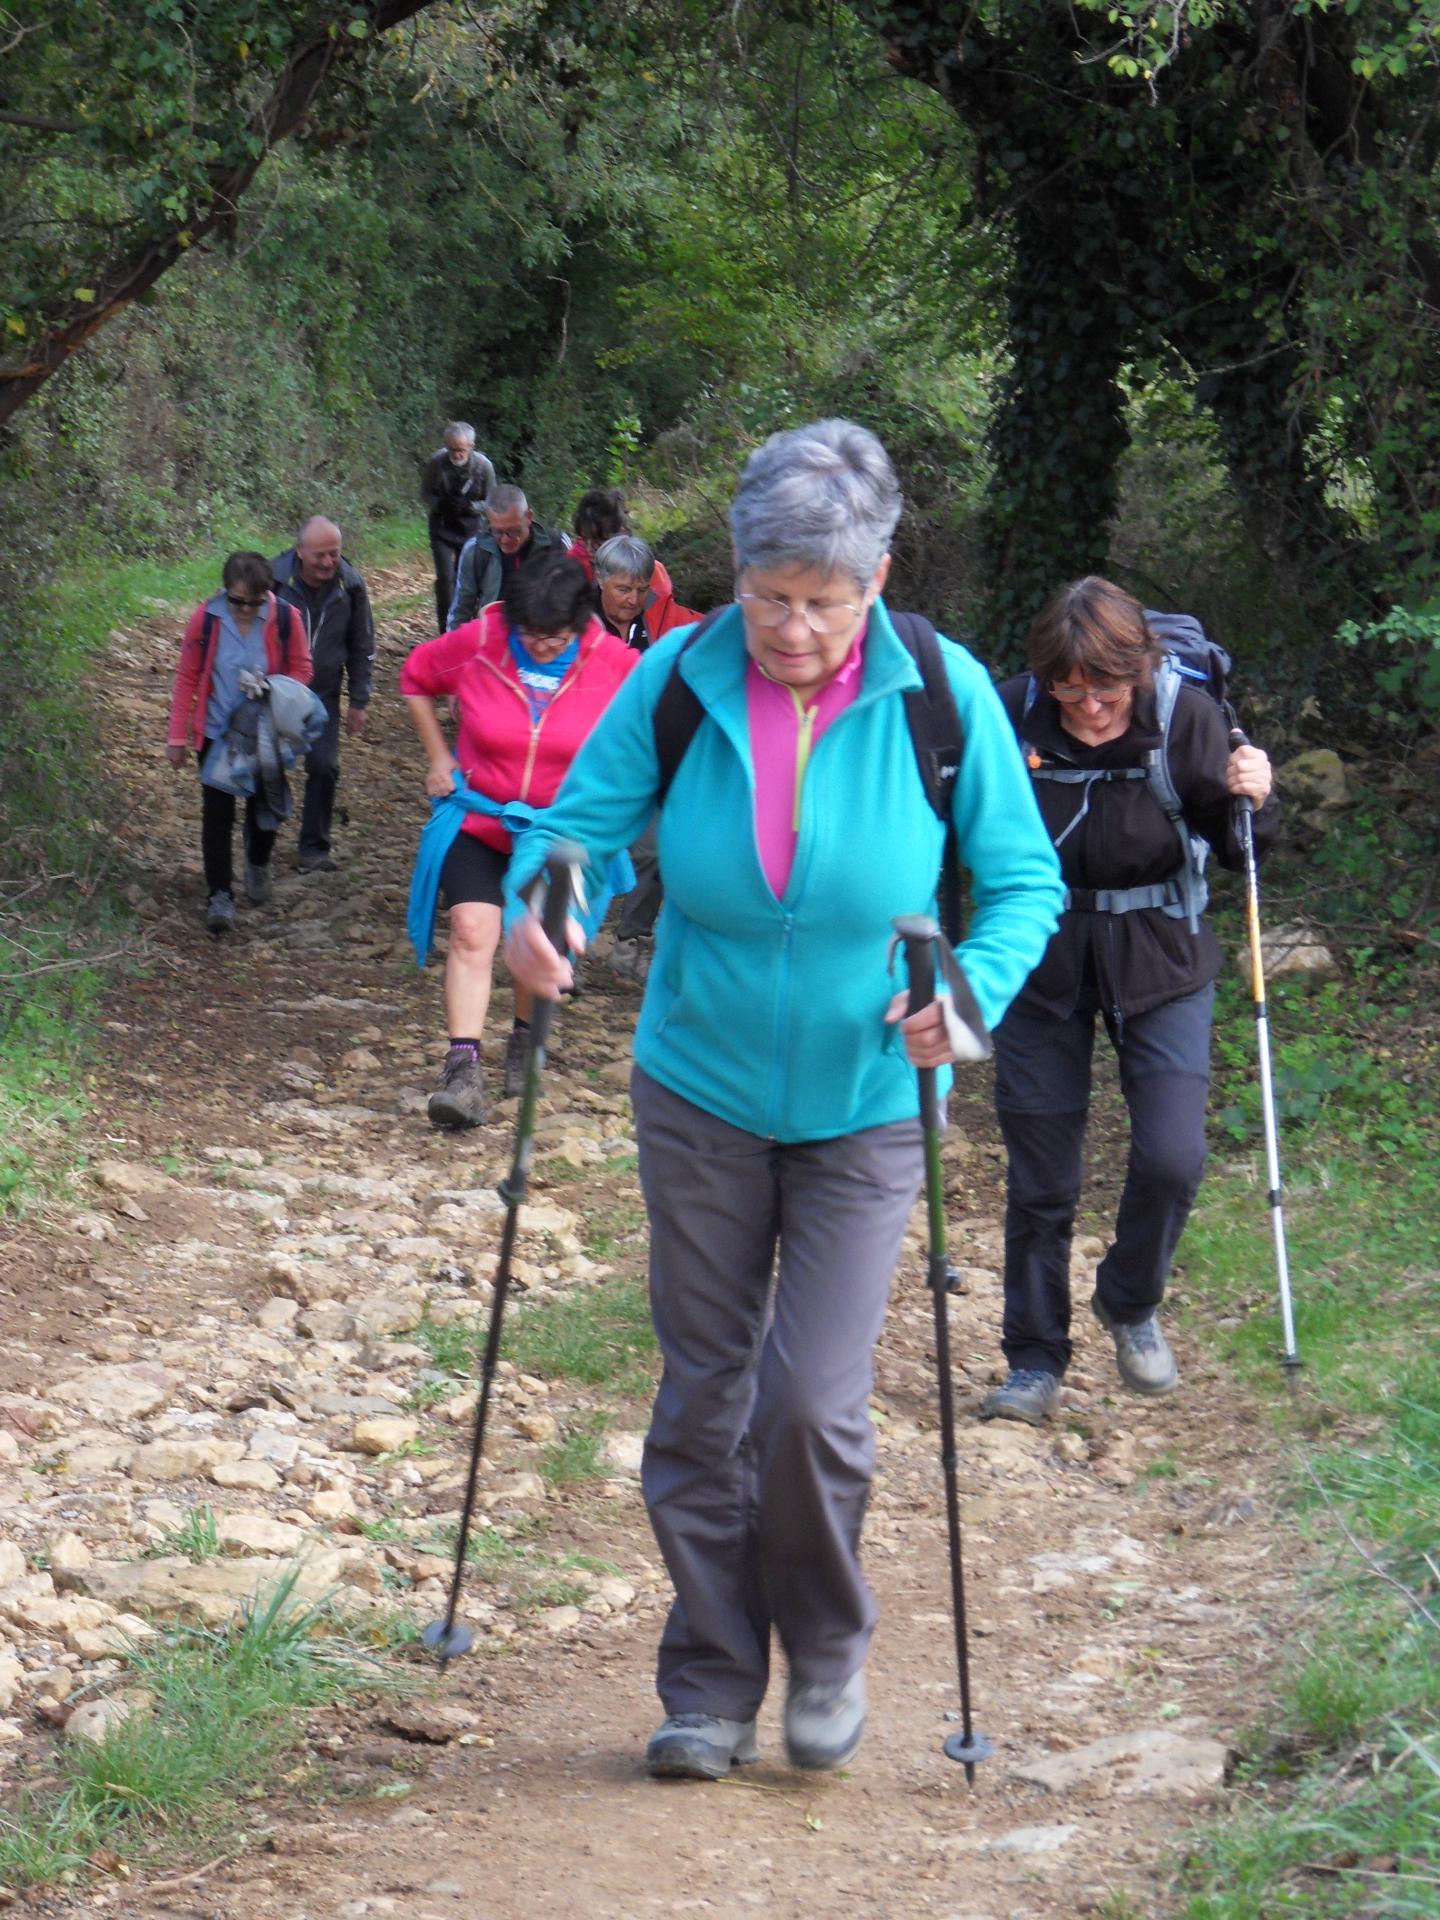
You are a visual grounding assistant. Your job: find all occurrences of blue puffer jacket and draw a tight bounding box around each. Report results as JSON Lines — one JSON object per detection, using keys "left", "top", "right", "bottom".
{"left": 504, "top": 600, "right": 1064, "bottom": 1142}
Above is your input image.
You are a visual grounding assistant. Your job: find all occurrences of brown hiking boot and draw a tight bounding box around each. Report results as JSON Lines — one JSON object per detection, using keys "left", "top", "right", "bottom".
{"left": 502, "top": 1026, "right": 530, "bottom": 1099}
{"left": 427, "top": 1047, "right": 487, "bottom": 1129}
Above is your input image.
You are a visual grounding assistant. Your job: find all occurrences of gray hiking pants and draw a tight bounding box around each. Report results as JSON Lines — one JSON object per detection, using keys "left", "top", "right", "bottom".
{"left": 632, "top": 1064, "right": 924, "bottom": 1720}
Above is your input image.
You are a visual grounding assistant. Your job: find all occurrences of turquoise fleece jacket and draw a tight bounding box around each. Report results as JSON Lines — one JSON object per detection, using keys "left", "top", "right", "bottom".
{"left": 504, "top": 599, "right": 1064, "bottom": 1143}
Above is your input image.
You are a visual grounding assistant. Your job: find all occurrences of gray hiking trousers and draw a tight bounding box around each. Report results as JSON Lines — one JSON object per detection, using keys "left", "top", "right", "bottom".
{"left": 631, "top": 1064, "right": 924, "bottom": 1720}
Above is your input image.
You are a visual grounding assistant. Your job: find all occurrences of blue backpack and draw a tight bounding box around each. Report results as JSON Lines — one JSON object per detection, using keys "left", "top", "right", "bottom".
{"left": 1020, "top": 611, "right": 1232, "bottom": 935}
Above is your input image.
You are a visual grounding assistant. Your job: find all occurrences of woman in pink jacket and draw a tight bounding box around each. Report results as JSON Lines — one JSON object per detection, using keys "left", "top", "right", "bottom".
{"left": 166, "top": 550, "right": 312, "bottom": 933}
{"left": 400, "top": 549, "right": 636, "bottom": 1125}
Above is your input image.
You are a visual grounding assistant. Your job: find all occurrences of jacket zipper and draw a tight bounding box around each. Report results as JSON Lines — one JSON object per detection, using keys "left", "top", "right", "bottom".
{"left": 765, "top": 913, "right": 796, "bottom": 1140}
{"left": 476, "top": 650, "right": 585, "bottom": 801}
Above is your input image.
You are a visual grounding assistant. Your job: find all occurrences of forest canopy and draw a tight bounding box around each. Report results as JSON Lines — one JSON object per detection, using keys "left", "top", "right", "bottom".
{"left": 2, "top": 0, "right": 1438, "bottom": 718}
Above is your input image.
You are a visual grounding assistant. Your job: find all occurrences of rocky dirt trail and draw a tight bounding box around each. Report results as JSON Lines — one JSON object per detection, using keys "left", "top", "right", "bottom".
{"left": 0, "top": 567, "right": 1302, "bottom": 1919}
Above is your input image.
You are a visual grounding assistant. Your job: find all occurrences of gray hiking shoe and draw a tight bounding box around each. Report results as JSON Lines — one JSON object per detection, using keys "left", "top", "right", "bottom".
{"left": 646, "top": 1714, "right": 758, "bottom": 1781}
{"left": 205, "top": 889, "right": 236, "bottom": 934}
{"left": 243, "top": 858, "right": 272, "bottom": 905}
{"left": 426, "top": 1047, "right": 487, "bottom": 1130}
{"left": 502, "top": 1026, "right": 530, "bottom": 1099}
{"left": 296, "top": 850, "right": 337, "bottom": 873}
{"left": 1091, "top": 1297, "right": 1179, "bottom": 1395}
{"left": 979, "top": 1368, "right": 1062, "bottom": 1425}
{"left": 609, "top": 935, "right": 652, "bottom": 987}
{"left": 784, "top": 1670, "right": 866, "bottom": 1771}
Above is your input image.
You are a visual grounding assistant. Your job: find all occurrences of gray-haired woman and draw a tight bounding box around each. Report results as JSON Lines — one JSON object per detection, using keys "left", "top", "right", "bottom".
{"left": 503, "top": 421, "right": 1065, "bottom": 1780}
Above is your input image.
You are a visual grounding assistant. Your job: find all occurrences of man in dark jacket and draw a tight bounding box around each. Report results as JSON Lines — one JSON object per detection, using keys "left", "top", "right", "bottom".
{"left": 271, "top": 518, "right": 375, "bottom": 872}
{"left": 421, "top": 422, "right": 497, "bottom": 630}
{"left": 446, "top": 486, "right": 566, "bottom": 629}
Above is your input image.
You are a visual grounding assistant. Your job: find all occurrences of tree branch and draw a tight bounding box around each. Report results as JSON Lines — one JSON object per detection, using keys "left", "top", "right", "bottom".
{"left": 0, "top": 0, "right": 438, "bottom": 427}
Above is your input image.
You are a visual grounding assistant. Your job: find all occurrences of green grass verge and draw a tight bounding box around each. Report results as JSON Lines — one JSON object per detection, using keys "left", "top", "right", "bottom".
{"left": 411, "top": 1275, "right": 658, "bottom": 1401}
{"left": 0, "top": 514, "right": 428, "bottom": 1214}
{"left": 1165, "top": 877, "right": 1440, "bottom": 1918}
{"left": 0, "top": 1570, "right": 409, "bottom": 1890}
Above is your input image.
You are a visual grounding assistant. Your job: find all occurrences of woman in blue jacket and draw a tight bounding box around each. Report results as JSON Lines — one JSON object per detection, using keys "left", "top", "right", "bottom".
{"left": 505, "top": 421, "right": 1064, "bottom": 1781}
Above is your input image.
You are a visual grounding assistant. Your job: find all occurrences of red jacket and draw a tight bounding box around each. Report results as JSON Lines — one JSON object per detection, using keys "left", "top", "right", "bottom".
{"left": 644, "top": 560, "right": 702, "bottom": 646}
{"left": 398, "top": 601, "right": 638, "bottom": 853}
{"left": 168, "top": 594, "right": 313, "bottom": 750}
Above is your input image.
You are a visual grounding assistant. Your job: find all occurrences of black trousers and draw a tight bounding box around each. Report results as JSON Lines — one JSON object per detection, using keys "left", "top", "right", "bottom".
{"left": 197, "top": 745, "right": 275, "bottom": 896}
{"left": 992, "top": 983, "right": 1214, "bottom": 1376}
{"left": 429, "top": 528, "right": 466, "bottom": 631}
{"left": 614, "top": 814, "right": 663, "bottom": 941}
{"left": 299, "top": 690, "right": 342, "bottom": 858}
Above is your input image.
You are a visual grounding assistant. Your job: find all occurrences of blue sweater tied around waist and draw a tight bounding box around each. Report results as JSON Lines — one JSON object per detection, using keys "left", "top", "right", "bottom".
{"left": 409, "top": 772, "right": 633, "bottom": 966}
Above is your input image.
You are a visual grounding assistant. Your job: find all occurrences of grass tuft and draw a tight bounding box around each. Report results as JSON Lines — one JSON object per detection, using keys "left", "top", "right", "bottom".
{"left": 0, "top": 1568, "right": 407, "bottom": 1890}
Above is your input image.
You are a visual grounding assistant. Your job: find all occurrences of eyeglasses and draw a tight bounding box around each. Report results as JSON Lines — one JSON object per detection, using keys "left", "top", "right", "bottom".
{"left": 738, "top": 593, "right": 863, "bottom": 636}
{"left": 1048, "top": 678, "right": 1131, "bottom": 705}
{"left": 227, "top": 593, "right": 266, "bottom": 610}
{"left": 490, "top": 524, "right": 528, "bottom": 546}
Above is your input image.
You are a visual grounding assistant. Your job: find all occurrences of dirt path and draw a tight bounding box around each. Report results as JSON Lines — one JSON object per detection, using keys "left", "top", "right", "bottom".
{"left": 0, "top": 569, "right": 1300, "bottom": 1919}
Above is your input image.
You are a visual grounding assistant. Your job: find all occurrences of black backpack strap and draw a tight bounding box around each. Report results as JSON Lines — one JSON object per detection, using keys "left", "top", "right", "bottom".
{"left": 891, "top": 612, "right": 966, "bottom": 945}
{"left": 652, "top": 606, "right": 731, "bottom": 807}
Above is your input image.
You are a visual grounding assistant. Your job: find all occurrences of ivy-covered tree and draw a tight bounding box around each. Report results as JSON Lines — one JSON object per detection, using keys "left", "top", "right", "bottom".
{"left": 0, "top": 0, "right": 447, "bottom": 426}
{"left": 859, "top": 0, "right": 1440, "bottom": 645}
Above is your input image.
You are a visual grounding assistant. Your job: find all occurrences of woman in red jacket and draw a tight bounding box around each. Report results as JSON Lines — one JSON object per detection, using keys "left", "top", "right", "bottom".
{"left": 166, "top": 550, "right": 313, "bottom": 933}
{"left": 400, "top": 549, "right": 637, "bottom": 1126}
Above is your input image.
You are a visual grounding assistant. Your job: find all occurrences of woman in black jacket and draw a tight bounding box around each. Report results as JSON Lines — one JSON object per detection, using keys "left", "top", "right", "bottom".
{"left": 982, "top": 576, "right": 1278, "bottom": 1424}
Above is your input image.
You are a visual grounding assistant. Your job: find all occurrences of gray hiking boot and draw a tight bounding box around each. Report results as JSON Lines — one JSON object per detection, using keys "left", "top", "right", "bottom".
{"left": 502, "top": 1026, "right": 530, "bottom": 1099}
{"left": 296, "top": 850, "right": 337, "bottom": 873}
{"left": 979, "top": 1368, "right": 1062, "bottom": 1425}
{"left": 243, "top": 858, "right": 272, "bottom": 905}
{"left": 609, "top": 935, "right": 653, "bottom": 987}
{"left": 1091, "top": 1296, "right": 1179, "bottom": 1395}
{"left": 784, "top": 1670, "right": 866, "bottom": 1771}
{"left": 426, "top": 1047, "right": 487, "bottom": 1130}
{"left": 205, "top": 890, "right": 236, "bottom": 934}
{"left": 646, "top": 1714, "right": 758, "bottom": 1781}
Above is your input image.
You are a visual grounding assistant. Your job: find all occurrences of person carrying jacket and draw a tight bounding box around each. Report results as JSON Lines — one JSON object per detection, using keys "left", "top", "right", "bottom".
{"left": 166, "top": 550, "right": 314, "bottom": 931}
{"left": 421, "top": 421, "right": 498, "bottom": 629}
{"left": 502, "top": 421, "right": 1063, "bottom": 1783}
{"left": 446, "top": 485, "right": 566, "bottom": 629}
{"left": 271, "top": 517, "right": 375, "bottom": 873}
{"left": 400, "top": 550, "right": 636, "bottom": 1125}
{"left": 979, "top": 576, "right": 1279, "bottom": 1428}
{"left": 591, "top": 531, "right": 706, "bottom": 984}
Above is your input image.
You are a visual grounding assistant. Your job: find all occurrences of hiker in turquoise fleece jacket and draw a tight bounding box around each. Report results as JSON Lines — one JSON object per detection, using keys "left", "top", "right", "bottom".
{"left": 504, "top": 421, "right": 1063, "bottom": 1784}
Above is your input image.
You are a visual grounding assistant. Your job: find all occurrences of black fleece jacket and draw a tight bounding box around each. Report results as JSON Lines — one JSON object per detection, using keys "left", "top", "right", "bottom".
{"left": 999, "top": 675, "right": 1280, "bottom": 1022}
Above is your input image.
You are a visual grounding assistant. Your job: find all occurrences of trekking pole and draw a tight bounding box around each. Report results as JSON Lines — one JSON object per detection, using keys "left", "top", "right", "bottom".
{"left": 424, "top": 844, "right": 582, "bottom": 1666}
{"left": 892, "top": 913, "right": 993, "bottom": 1784}
{"left": 1228, "top": 727, "right": 1301, "bottom": 1390}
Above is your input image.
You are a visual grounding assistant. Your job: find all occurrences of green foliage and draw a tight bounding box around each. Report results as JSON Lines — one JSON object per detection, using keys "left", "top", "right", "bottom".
{"left": 1337, "top": 605, "right": 1440, "bottom": 731}
{"left": 144, "top": 1505, "right": 223, "bottom": 1564}
{"left": 0, "top": 1569, "right": 405, "bottom": 1889}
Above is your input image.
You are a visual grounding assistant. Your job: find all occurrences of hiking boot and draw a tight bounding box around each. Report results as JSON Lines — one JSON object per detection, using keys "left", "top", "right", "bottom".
{"left": 646, "top": 1714, "right": 758, "bottom": 1781}
{"left": 502, "top": 1026, "right": 530, "bottom": 1099}
{"left": 243, "top": 858, "right": 272, "bottom": 905}
{"left": 426, "top": 1047, "right": 487, "bottom": 1129}
{"left": 979, "top": 1368, "right": 1062, "bottom": 1425}
{"left": 205, "top": 890, "right": 236, "bottom": 934}
{"left": 1091, "top": 1296, "right": 1179, "bottom": 1395}
{"left": 296, "top": 850, "right": 337, "bottom": 874}
{"left": 784, "top": 1670, "right": 866, "bottom": 1771}
{"left": 609, "top": 935, "right": 653, "bottom": 987}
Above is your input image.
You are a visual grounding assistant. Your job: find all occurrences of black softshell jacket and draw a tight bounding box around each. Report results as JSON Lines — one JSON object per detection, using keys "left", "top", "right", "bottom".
{"left": 999, "top": 676, "right": 1281, "bottom": 1022}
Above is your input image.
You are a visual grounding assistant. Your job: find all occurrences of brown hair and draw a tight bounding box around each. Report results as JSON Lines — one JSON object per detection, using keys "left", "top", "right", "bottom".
{"left": 1026, "top": 576, "right": 1159, "bottom": 689}
{"left": 221, "top": 550, "right": 274, "bottom": 596}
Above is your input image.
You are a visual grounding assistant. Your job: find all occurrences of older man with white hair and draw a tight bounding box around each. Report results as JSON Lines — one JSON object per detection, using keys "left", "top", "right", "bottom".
{"left": 272, "top": 517, "right": 375, "bottom": 872}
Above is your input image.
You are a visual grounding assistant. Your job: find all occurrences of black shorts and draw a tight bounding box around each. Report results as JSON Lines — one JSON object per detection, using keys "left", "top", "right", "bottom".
{"left": 440, "top": 834, "right": 509, "bottom": 908}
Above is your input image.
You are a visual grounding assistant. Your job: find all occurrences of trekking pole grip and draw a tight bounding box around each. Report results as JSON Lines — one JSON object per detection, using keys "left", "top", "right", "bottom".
{"left": 895, "top": 912, "right": 939, "bottom": 1017}
{"left": 539, "top": 844, "right": 578, "bottom": 955}
{"left": 1228, "top": 725, "right": 1256, "bottom": 819}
